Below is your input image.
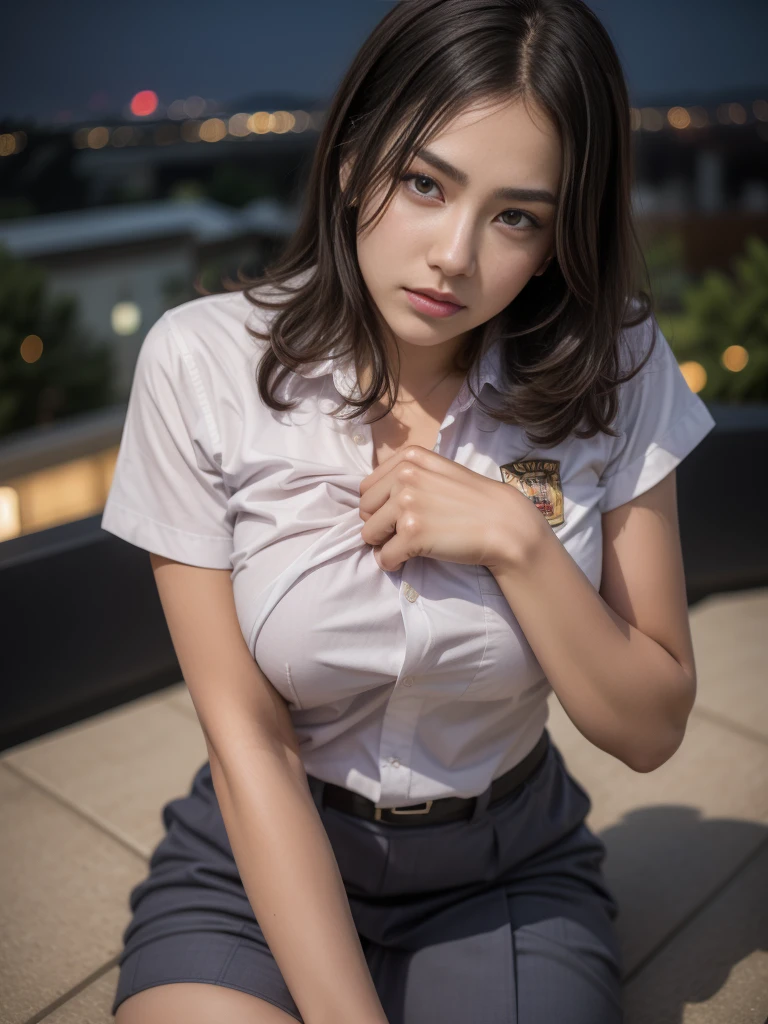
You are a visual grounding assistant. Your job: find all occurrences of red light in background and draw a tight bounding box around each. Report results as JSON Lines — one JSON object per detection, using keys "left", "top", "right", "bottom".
{"left": 130, "top": 90, "right": 159, "bottom": 117}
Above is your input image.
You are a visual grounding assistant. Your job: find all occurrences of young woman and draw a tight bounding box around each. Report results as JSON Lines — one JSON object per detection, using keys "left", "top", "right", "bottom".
{"left": 102, "top": 1, "right": 715, "bottom": 1021}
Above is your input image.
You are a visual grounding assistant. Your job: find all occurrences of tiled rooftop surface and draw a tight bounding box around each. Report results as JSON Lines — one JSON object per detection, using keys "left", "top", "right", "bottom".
{"left": 2, "top": 587, "right": 767, "bottom": 1024}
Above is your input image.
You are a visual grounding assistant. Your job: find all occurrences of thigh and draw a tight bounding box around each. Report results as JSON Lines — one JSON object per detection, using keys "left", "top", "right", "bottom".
{"left": 115, "top": 982, "right": 299, "bottom": 1023}
{"left": 509, "top": 893, "right": 623, "bottom": 1024}
{"left": 364, "top": 883, "right": 622, "bottom": 1024}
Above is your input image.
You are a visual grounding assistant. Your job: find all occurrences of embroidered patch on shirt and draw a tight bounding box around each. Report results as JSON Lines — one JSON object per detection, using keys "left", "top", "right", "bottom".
{"left": 499, "top": 459, "right": 565, "bottom": 527}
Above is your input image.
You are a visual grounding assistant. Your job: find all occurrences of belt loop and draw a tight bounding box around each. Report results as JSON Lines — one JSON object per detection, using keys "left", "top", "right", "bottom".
{"left": 307, "top": 774, "right": 327, "bottom": 811}
{"left": 469, "top": 779, "right": 493, "bottom": 823}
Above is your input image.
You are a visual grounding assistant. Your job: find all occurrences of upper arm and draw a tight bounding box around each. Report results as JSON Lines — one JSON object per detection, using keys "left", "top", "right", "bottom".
{"left": 149, "top": 552, "right": 300, "bottom": 768}
{"left": 598, "top": 469, "right": 697, "bottom": 686}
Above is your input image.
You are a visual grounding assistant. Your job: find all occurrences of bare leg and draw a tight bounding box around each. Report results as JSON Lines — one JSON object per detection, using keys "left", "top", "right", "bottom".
{"left": 115, "top": 981, "right": 301, "bottom": 1023}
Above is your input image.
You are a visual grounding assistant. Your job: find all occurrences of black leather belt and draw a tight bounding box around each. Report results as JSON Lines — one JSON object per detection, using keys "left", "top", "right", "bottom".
{"left": 314, "top": 731, "right": 550, "bottom": 826}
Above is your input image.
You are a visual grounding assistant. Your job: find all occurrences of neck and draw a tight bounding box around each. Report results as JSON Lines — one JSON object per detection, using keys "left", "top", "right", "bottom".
{"left": 357, "top": 333, "right": 469, "bottom": 403}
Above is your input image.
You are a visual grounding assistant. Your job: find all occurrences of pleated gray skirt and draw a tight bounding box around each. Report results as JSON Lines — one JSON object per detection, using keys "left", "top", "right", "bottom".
{"left": 111, "top": 731, "right": 623, "bottom": 1023}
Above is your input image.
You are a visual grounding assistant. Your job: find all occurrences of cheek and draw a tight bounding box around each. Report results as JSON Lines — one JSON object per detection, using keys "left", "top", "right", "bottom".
{"left": 356, "top": 206, "right": 406, "bottom": 278}
{"left": 482, "top": 253, "right": 541, "bottom": 311}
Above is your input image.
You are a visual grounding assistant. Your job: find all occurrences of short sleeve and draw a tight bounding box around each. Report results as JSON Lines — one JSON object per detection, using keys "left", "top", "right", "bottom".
{"left": 598, "top": 316, "right": 716, "bottom": 514}
{"left": 101, "top": 312, "right": 234, "bottom": 568}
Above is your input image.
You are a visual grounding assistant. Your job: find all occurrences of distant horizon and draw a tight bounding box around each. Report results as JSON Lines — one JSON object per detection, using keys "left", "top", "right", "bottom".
{"left": 6, "top": 82, "right": 768, "bottom": 132}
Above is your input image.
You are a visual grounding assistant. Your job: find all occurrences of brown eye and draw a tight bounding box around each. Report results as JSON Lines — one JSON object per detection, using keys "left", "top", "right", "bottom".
{"left": 400, "top": 172, "right": 440, "bottom": 198}
{"left": 500, "top": 209, "right": 540, "bottom": 230}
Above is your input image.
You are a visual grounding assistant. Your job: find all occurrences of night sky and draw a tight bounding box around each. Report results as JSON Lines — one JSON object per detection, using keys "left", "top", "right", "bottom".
{"left": 3, "top": 0, "right": 766, "bottom": 124}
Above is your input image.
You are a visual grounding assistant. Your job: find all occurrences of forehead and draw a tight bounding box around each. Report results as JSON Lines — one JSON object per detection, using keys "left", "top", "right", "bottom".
{"left": 420, "top": 95, "right": 561, "bottom": 186}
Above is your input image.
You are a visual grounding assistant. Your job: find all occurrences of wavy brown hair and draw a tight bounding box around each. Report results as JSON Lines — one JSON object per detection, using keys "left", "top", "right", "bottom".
{"left": 219, "top": 0, "right": 657, "bottom": 447}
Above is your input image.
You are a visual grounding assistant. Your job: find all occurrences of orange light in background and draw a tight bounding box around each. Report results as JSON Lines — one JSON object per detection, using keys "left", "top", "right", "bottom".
{"left": 20, "top": 335, "right": 43, "bottom": 363}
{"left": 667, "top": 106, "right": 691, "bottom": 129}
{"left": 200, "top": 118, "right": 227, "bottom": 142}
{"left": 248, "top": 111, "right": 272, "bottom": 134}
{"left": 228, "top": 113, "right": 251, "bottom": 137}
{"left": 271, "top": 111, "right": 296, "bottom": 134}
{"left": 679, "top": 361, "right": 707, "bottom": 394}
{"left": 131, "top": 90, "right": 159, "bottom": 117}
{"left": 722, "top": 345, "right": 749, "bottom": 372}
{"left": 18, "top": 458, "right": 106, "bottom": 534}
{"left": 0, "top": 134, "right": 16, "bottom": 156}
{"left": 0, "top": 487, "right": 21, "bottom": 542}
{"left": 87, "top": 126, "right": 110, "bottom": 149}
{"left": 629, "top": 108, "right": 641, "bottom": 132}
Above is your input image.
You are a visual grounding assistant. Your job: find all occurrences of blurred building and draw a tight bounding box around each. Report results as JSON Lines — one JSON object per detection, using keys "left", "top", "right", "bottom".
{"left": 0, "top": 196, "right": 298, "bottom": 397}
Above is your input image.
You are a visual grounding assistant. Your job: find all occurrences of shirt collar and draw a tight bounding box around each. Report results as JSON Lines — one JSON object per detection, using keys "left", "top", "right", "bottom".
{"left": 293, "top": 335, "right": 503, "bottom": 415}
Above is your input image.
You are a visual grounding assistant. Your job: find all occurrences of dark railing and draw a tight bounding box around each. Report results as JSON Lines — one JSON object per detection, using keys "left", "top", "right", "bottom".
{"left": 1, "top": 400, "right": 767, "bottom": 753}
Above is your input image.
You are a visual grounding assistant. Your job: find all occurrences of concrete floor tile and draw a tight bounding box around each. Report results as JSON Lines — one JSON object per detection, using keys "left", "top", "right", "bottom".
{"left": 623, "top": 839, "right": 768, "bottom": 1024}
{"left": 0, "top": 768, "right": 144, "bottom": 1024}
{"left": 160, "top": 680, "right": 198, "bottom": 720}
{"left": 688, "top": 587, "right": 768, "bottom": 742}
{"left": 546, "top": 695, "right": 768, "bottom": 976}
{"left": 2, "top": 691, "right": 208, "bottom": 858}
{"left": 37, "top": 967, "right": 120, "bottom": 1024}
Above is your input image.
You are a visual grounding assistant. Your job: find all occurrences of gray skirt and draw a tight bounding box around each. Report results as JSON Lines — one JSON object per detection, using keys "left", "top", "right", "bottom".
{"left": 111, "top": 731, "right": 623, "bottom": 1023}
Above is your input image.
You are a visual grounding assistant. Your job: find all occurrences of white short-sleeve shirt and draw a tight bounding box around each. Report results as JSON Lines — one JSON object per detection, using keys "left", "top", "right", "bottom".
{"left": 101, "top": 286, "right": 716, "bottom": 806}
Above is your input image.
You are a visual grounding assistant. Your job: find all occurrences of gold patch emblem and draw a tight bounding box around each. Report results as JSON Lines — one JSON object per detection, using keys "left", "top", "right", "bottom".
{"left": 499, "top": 459, "right": 565, "bottom": 527}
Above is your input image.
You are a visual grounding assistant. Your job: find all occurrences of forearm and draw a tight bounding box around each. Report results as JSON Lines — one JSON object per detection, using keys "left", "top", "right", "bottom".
{"left": 490, "top": 507, "right": 695, "bottom": 772}
{"left": 209, "top": 739, "right": 388, "bottom": 1024}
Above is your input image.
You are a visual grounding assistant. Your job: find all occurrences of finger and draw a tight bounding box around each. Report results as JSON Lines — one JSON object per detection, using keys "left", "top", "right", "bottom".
{"left": 361, "top": 496, "right": 401, "bottom": 548}
{"left": 359, "top": 444, "right": 436, "bottom": 498}
{"left": 360, "top": 457, "right": 421, "bottom": 520}
{"left": 373, "top": 526, "right": 414, "bottom": 573}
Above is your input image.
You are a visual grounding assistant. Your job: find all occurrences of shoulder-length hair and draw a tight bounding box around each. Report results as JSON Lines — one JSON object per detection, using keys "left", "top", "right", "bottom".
{"left": 220, "top": 0, "right": 657, "bottom": 448}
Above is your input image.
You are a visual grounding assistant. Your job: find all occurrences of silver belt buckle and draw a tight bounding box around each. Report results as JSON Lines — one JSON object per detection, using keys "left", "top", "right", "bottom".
{"left": 374, "top": 800, "right": 433, "bottom": 821}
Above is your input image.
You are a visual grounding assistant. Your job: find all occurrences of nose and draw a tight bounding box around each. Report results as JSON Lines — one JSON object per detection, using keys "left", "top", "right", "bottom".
{"left": 426, "top": 207, "right": 478, "bottom": 279}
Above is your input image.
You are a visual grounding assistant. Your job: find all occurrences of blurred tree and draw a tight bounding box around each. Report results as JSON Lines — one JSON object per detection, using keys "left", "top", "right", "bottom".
{"left": 0, "top": 197, "right": 38, "bottom": 219}
{"left": 642, "top": 230, "right": 691, "bottom": 312}
{"left": 657, "top": 236, "right": 768, "bottom": 403}
{"left": 0, "top": 245, "right": 116, "bottom": 438}
{"left": 168, "top": 180, "right": 206, "bottom": 202}
{"left": 206, "top": 163, "right": 274, "bottom": 208}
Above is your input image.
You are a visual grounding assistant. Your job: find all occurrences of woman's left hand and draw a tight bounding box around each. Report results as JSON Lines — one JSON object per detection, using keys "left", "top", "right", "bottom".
{"left": 358, "top": 445, "right": 543, "bottom": 574}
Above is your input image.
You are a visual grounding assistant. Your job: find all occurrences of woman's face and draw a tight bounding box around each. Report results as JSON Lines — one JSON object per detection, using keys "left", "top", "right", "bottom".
{"left": 353, "top": 95, "right": 562, "bottom": 359}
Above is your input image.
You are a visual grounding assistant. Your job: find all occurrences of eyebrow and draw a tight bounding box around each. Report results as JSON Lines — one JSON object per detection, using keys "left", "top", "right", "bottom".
{"left": 414, "top": 147, "right": 558, "bottom": 205}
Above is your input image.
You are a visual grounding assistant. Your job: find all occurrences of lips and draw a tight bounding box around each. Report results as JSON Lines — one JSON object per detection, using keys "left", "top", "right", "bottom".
{"left": 404, "top": 288, "right": 465, "bottom": 318}
{"left": 410, "top": 288, "right": 464, "bottom": 306}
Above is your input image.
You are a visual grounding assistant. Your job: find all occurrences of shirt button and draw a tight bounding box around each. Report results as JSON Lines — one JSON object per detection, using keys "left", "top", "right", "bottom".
{"left": 402, "top": 676, "right": 413, "bottom": 687}
{"left": 390, "top": 758, "right": 401, "bottom": 768}
{"left": 352, "top": 432, "right": 366, "bottom": 445}
{"left": 402, "top": 582, "right": 419, "bottom": 602}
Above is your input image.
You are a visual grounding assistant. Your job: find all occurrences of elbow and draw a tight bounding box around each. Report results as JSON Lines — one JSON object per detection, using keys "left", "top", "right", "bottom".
{"left": 625, "top": 672, "right": 696, "bottom": 774}
{"left": 625, "top": 724, "right": 687, "bottom": 774}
